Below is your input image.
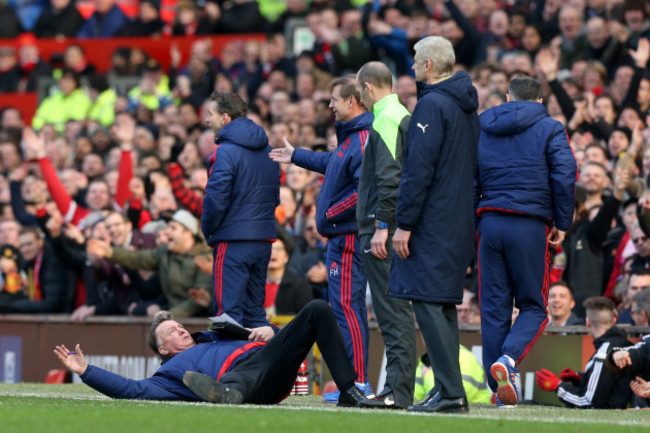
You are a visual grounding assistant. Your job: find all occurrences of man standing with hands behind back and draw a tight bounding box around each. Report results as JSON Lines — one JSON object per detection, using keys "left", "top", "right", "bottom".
{"left": 354, "top": 61, "right": 416, "bottom": 409}
{"left": 475, "top": 76, "right": 577, "bottom": 407}
{"left": 389, "top": 36, "right": 480, "bottom": 414}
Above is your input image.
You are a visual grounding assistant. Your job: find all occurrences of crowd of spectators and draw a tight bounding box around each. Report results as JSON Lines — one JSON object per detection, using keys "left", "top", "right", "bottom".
{"left": 1, "top": 0, "right": 650, "bottom": 332}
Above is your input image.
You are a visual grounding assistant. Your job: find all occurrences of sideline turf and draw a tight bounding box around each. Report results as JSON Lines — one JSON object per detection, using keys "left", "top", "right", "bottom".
{"left": 1, "top": 384, "right": 648, "bottom": 433}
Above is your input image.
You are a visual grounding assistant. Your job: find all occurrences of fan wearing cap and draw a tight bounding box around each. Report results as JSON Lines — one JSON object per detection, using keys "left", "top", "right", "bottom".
{"left": 87, "top": 210, "right": 213, "bottom": 318}
{"left": 16, "top": 33, "right": 53, "bottom": 92}
{"left": 127, "top": 58, "right": 172, "bottom": 111}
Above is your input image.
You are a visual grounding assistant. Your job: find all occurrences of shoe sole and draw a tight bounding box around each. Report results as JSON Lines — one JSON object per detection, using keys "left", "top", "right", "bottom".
{"left": 407, "top": 405, "right": 469, "bottom": 414}
{"left": 183, "top": 371, "right": 243, "bottom": 404}
{"left": 357, "top": 401, "right": 399, "bottom": 410}
{"left": 490, "top": 363, "right": 517, "bottom": 406}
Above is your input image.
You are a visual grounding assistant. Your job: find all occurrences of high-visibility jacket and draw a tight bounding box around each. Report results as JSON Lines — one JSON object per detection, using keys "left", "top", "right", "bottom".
{"left": 32, "top": 88, "right": 91, "bottom": 131}
{"left": 89, "top": 89, "right": 118, "bottom": 128}
{"left": 415, "top": 345, "right": 492, "bottom": 404}
{"left": 127, "top": 75, "right": 172, "bottom": 111}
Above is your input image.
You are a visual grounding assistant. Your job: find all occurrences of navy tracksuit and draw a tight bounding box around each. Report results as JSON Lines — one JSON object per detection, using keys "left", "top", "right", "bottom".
{"left": 202, "top": 117, "right": 280, "bottom": 328}
{"left": 292, "top": 111, "right": 372, "bottom": 383}
{"left": 475, "top": 101, "right": 576, "bottom": 392}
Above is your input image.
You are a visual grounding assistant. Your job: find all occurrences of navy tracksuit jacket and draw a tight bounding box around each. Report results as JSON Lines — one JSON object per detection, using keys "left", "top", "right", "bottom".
{"left": 292, "top": 111, "right": 372, "bottom": 383}
{"left": 201, "top": 117, "right": 280, "bottom": 328}
{"left": 475, "top": 101, "right": 576, "bottom": 391}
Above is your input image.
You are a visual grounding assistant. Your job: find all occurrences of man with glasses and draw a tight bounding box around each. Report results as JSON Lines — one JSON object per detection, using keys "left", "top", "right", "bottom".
{"left": 631, "top": 221, "right": 650, "bottom": 269}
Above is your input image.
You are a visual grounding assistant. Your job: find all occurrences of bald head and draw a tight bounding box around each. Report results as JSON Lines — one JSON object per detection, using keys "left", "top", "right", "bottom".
{"left": 356, "top": 62, "right": 396, "bottom": 111}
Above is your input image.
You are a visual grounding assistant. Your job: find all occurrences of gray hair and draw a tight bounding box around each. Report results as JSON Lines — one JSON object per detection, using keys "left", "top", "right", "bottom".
{"left": 413, "top": 36, "right": 455, "bottom": 77}
{"left": 147, "top": 311, "right": 174, "bottom": 358}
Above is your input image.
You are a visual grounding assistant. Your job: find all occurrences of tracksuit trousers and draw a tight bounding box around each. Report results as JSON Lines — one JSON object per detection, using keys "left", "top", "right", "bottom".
{"left": 477, "top": 213, "right": 550, "bottom": 392}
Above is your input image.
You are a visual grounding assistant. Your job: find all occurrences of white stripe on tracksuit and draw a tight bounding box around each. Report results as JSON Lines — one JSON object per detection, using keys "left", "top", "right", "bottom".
{"left": 556, "top": 342, "right": 610, "bottom": 407}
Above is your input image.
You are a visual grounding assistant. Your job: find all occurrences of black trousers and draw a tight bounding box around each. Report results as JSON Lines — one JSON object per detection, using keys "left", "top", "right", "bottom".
{"left": 219, "top": 300, "right": 358, "bottom": 404}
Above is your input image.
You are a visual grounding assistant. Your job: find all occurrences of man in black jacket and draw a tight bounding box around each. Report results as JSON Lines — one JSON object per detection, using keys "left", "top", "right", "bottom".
{"left": 562, "top": 165, "right": 631, "bottom": 317}
{"left": 609, "top": 289, "right": 650, "bottom": 407}
{"left": 536, "top": 297, "right": 634, "bottom": 408}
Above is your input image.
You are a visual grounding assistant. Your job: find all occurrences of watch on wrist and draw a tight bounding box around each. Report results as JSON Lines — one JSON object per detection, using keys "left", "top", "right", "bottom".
{"left": 375, "top": 220, "right": 389, "bottom": 230}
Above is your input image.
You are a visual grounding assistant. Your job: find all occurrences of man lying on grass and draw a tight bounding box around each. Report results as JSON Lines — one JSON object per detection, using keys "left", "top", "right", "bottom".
{"left": 54, "top": 300, "right": 369, "bottom": 406}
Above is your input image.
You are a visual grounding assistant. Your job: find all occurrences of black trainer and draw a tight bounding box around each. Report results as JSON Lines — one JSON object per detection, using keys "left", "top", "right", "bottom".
{"left": 337, "top": 385, "right": 367, "bottom": 407}
{"left": 183, "top": 371, "right": 244, "bottom": 404}
{"left": 357, "top": 391, "right": 401, "bottom": 409}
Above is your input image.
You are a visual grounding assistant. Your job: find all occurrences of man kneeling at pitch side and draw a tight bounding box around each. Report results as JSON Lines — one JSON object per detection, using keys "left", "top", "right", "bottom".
{"left": 54, "top": 300, "right": 369, "bottom": 406}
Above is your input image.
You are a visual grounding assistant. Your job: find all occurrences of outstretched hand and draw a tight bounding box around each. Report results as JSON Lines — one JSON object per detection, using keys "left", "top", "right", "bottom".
{"left": 612, "top": 350, "right": 632, "bottom": 369}
{"left": 269, "top": 137, "right": 295, "bottom": 164}
{"left": 53, "top": 343, "right": 88, "bottom": 375}
{"left": 21, "top": 127, "right": 46, "bottom": 160}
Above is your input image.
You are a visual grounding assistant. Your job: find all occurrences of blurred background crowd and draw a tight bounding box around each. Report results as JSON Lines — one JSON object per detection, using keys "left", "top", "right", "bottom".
{"left": 0, "top": 0, "right": 649, "bottom": 333}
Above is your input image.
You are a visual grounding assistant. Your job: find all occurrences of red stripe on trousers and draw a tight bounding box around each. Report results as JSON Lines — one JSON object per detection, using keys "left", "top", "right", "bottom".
{"left": 213, "top": 242, "right": 227, "bottom": 315}
{"left": 342, "top": 234, "right": 365, "bottom": 382}
{"left": 517, "top": 227, "right": 551, "bottom": 364}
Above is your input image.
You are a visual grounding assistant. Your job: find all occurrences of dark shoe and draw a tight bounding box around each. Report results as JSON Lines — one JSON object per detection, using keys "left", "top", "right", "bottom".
{"left": 183, "top": 371, "right": 244, "bottom": 404}
{"left": 357, "top": 391, "right": 401, "bottom": 409}
{"left": 410, "top": 389, "right": 441, "bottom": 408}
{"left": 337, "top": 385, "right": 366, "bottom": 407}
{"left": 408, "top": 394, "right": 469, "bottom": 414}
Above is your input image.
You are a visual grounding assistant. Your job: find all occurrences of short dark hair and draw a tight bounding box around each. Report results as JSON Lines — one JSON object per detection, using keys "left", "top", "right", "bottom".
{"left": 508, "top": 76, "right": 541, "bottom": 101}
{"left": 327, "top": 75, "right": 361, "bottom": 102}
{"left": 147, "top": 311, "right": 174, "bottom": 359}
{"left": 210, "top": 92, "right": 248, "bottom": 120}
{"left": 629, "top": 266, "right": 650, "bottom": 279}
{"left": 549, "top": 281, "right": 574, "bottom": 299}
{"left": 357, "top": 61, "right": 394, "bottom": 90}
{"left": 19, "top": 226, "right": 41, "bottom": 239}
{"left": 60, "top": 67, "right": 81, "bottom": 88}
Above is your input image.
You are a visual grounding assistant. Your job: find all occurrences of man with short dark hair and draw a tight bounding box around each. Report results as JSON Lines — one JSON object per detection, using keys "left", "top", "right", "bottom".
{"left": 0, "top": 227, "right": 68, "bottom": 313}
{"left": 475, "top": 76, "right": 577, "bottom": 407}
{"left": 536, "top": 297, "right": 634, "bottom": 408}
{"left": 54, "top": 300, "right": 370, "bottom": 407}
{"left": 270, "top": 75, "right": 374, "bottom": 400}
{"left": 202, "top": 92, "right": 280, "bottom": 335}
{"left": 547, "top": 282, "right": 584, "bottom": 327}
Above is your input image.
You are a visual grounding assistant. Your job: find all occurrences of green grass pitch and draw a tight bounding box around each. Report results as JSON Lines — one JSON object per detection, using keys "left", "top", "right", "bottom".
{"left": 1, "top": 384, "right": 649, "bottom": 433}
